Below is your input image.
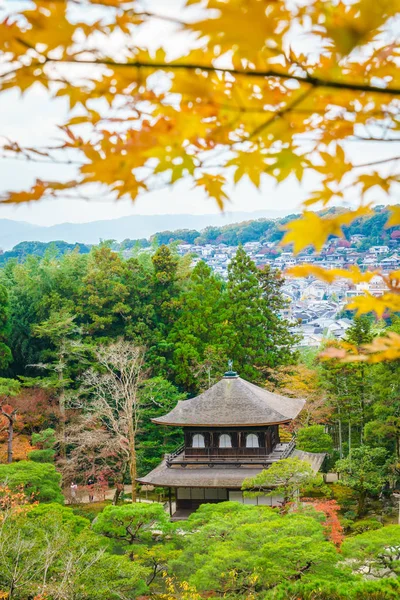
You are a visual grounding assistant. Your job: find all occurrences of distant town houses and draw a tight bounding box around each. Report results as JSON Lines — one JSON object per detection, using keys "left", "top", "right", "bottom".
{"left": 173, "top": 236, "right": 400, "bottom": 347}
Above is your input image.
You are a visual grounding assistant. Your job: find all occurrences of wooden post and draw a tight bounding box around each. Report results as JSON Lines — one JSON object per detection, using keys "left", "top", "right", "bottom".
{"left": 168, "top": 487, "right": 173, "bottom": 517}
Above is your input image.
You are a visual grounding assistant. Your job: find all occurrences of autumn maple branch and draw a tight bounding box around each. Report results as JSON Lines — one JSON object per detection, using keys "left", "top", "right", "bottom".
{"left": 26, "top": 56, "right": 400, "bottom": 97}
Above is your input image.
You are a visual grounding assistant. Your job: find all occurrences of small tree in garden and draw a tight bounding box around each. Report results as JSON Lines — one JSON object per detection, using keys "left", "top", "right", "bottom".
{"left": 336, "top": 446, "right": 388, "bottom": 516}
{"left": 93, "top": 503, "right": 170, "bottom": 549}
{"left": 301, "top": 499, "right": 344, "bottom": 548}
{"left": 341, "top": 526, "right": 400, "bottom": 578}
{"left": 242, "top": 457, "right": 327, "bottom": 513}
{"left": 80, "top": 341, "right": 146, "bottom": 503}
{"left": 29, "top": 428, "right": 56, "bottom": 463}
{"left": 296, "top": 425, "right": 334, "bottom": 454}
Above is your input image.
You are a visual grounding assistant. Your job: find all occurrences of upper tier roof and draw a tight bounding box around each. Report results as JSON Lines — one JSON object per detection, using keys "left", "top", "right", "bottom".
{"left": 152, "top": 374, "right": 305, "bottom": 427}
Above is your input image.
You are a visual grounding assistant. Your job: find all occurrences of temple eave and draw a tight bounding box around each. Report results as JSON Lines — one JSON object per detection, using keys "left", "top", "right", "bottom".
{"left": 151, "top": 418, "right": 293, "bottom": 427}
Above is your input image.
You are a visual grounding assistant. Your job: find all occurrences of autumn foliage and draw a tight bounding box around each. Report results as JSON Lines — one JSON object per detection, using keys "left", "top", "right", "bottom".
{"left": 303, "top": 499, "right": 345, "bottom": 548}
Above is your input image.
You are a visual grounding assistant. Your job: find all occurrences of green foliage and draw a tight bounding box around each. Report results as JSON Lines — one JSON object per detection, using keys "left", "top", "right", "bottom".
{"left": 296, "top": 425, "right": 334, "bottom": 454}
{"left": 32, "top": 427, "right": 57, "bottom": 449}
{"left": 168, "top": 261, "right": 228, "bottom": 391}
{"left": 318, "top": 317, "right": 376, "bottom": 457}
{"left": 349, "top": 518, "right": 383, "bottom": 535}
{"left": 0, "top": 503, "right": 147, "bottom": 600}
{"left": 0, "top": 377, "right": 20, "bottom": 396}
{"left": 137, "top": 377, "right": 185, "bottom": 476}
{"left": 342, "top": 526, "right": 400, "bottom": 578}
{"left": 267, "top": 579, "right": 400, "bottom": 600}
{"left": 0, "top": 283, "right": 12, "bottom": 371}
{"left": 93, "top": 503, "right": 170, "bottom": 546}
{"left": 172, "top": 502, "right": 339, "bottom": 596}
{"left": 71, "top": 501, "right": 112, "bottom": 522}
{"left": 336, "top": 447, "right": 389, "bottom": 516}
{"left": 226, "top": 247, "right": 297, "bottom": 380}
{"left": 242, "top": 457, "right": 327, "bottom": 510}
{"left": 0, "top": 240, "right": 90, "bottom": 267}
{"left": 0, "top": 460, "right": 63, "bottom": 503}
{"left": 28, "top": 448, "right": 56, "bottom": 463}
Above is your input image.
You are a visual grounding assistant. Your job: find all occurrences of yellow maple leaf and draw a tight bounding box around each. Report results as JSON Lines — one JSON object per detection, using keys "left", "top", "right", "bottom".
{"left": 347, "top": 292, "right": 400, "bottom": 318}
{"left": 281, "top": 206, "right": 371, "bottom": 254}
{"left": 227, "top": 149, "right": 269, "bottom": 187}
{"left": 386, "top": 206, "right": 400, "bottom": 228}
{"left": 357, "top": 332, "right": 400, "bottom": 363}
{"left": 303, "top": 186, "right": 343, "bottom": 208}
{"left": 357, "top": 171, "right": 392, "bottom": 195}
{"left": 287, "top": 264, "right": 380, "bottom": 284}
{"left": 195, "top": 174, "right": 228, "bottom": 209}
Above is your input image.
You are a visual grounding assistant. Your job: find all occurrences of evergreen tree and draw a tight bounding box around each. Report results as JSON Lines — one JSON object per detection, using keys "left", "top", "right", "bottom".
{"left": 169, "top": 261, "right": 228, "bottom": 391}
{"left": 364, "top": 318, "right": 400, "bottom": 462}
{"left": 319, "top": 317, "right": 375, "bottom": 455}
{"left": 148, "top": 245, "right": 182, "bottom": 374}
{"left": 0, "top": 283, "right": 12, "bottom": 371}
{"left": 151, "top": 245, "right": 180, "bottom": 332}
{"left": 225, "top": 246, "right": 296, "bottom": 381}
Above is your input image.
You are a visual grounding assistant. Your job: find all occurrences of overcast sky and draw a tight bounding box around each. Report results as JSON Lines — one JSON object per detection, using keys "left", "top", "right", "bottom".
{"left": 1, "top": 1, "right": 399, "bottom": 226}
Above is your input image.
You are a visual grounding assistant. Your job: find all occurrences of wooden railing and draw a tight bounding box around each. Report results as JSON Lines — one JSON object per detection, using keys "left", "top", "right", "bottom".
{"left": 281, "top": 438, "right": 296, "bottom": 458}
{"left": 184, "top": 446, "right": 269, "bottom": 459}
{"left": 166, "top": 443, "right": 185, "bottom": 467}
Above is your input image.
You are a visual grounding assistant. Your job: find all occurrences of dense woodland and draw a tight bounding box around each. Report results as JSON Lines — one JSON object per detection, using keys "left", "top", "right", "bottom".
{"left": 0, "top": 243, "right": 400, "bottom": 598}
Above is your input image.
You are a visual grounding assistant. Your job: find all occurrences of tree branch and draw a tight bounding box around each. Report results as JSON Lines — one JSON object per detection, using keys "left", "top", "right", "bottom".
{"left": 27, "top": 56, "right": 400, "bottom": 97}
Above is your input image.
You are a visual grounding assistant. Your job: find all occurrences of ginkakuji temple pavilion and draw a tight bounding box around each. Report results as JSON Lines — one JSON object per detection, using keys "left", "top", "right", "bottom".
{"left": 138, "top": 369, "right": 325, "bottom": 519}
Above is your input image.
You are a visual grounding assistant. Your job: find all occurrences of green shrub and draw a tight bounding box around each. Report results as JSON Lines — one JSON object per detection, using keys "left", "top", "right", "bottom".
{"left": 350, "top": 518, "right": 383, "bottom": 535}
{"left": 330, "top": 483, "right": 355, "bottom": 506}
{"left": 28, "top": 449, "right": 56, "bottom": 463}
{"left": 31, "top": 428, "right": 56, "bottom": 449}
{"left": 0, "top": 461, "right": 63, "bottom": 503}
{"left": 296, "top": 425, "right": 333, "bottom": 454}
{"left": 72, "top": 501, "right": 112, "bottom": 522}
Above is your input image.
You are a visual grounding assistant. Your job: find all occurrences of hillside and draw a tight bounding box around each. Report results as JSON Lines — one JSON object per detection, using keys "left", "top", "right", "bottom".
{"left": 0, "top": 206, "right": 398, "bottom": 266}
{"left": 149, "top": 206, "right": 398, "bottom": 248}
{"left": 0, "top": 209, "right": 287, "bottom": 250}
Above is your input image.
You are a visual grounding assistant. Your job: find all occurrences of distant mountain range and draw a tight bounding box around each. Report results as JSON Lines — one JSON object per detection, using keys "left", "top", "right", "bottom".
{"left": 0, "top": 210, "right": 289, "bottom": 250}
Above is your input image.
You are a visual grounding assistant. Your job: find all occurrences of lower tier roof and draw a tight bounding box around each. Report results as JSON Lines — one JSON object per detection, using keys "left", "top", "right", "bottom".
{"left": 137, "top": 449, "right": 326, "bottom": 489}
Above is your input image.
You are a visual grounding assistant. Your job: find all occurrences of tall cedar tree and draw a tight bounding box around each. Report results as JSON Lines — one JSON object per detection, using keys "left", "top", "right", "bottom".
{"left": 226, "top": 246, "right": 296, "bottom": 381}
{"left": 149, "top": 245, "right": 181, "bottom": 374}
{"left": 0, "top": 283, "right": 12, "bottom": 371}
{"left": 169, "top": 261, "right": 228, "bottom": 392}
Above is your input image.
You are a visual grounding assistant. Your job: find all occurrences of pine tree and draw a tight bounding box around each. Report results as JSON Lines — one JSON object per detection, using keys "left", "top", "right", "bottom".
{"left": 226, "top": 246, "right": 297, "bottom": 381}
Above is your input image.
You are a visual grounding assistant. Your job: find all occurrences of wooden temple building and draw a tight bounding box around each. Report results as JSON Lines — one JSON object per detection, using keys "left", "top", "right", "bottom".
{"left": 138, "top": 370, "right": 325, "bottom": 519}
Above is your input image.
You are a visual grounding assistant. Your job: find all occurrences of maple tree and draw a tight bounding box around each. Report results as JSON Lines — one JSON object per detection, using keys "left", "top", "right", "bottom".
{"left": 1, "top": 0, "right": 400, "bottom": 361}
{"left": 301, "top": 499, "right": 344, "bottom": 548}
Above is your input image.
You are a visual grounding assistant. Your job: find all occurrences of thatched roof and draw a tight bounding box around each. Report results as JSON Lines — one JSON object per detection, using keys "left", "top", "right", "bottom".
{"left": 137, "top": 450, "right": 325, "bottom": 488}
{"left": 152, "top": 375, "right": 305, "bottom": 427}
